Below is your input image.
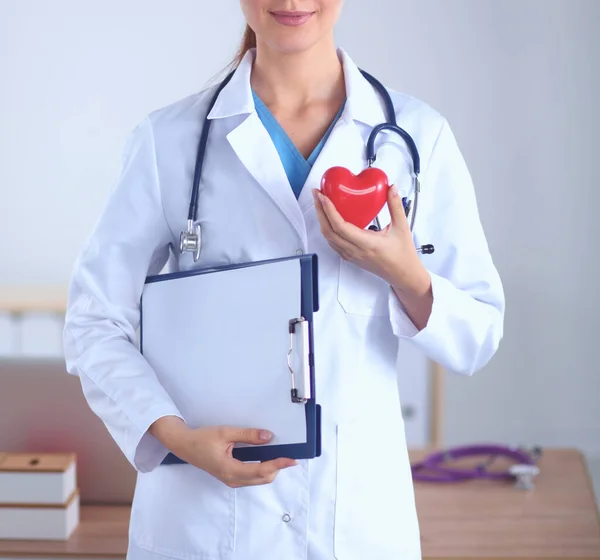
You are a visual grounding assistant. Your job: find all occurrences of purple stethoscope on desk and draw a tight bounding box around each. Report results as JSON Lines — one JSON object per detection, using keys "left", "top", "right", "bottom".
{"left": 411, "top": 444, "right": 543, "bottom": 490}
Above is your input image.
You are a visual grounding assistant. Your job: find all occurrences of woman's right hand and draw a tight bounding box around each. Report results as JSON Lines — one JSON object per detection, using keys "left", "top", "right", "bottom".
{"left": 150, "top": 416, "right": 297, "bottom": 488}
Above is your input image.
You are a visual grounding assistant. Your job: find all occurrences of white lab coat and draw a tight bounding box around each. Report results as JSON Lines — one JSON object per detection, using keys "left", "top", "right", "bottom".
{"left": 63, "top": 48, "right": 504, "bottom": 560}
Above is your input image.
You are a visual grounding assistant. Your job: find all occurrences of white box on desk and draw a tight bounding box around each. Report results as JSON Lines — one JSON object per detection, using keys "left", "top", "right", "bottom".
{"left": 0, "top": 452, "right": 79, "bottom": 540}
{"left": 0, "top": 490, "right": 80, "bottom": 540}
{"left": 0, "top": 452, "right": 76, "bottom": 505}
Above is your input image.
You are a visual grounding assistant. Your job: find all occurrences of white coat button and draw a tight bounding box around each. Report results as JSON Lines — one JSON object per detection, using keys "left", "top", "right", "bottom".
{"left": 295, "top": 249, "right": 304, "bottom": 255}
{"left": 282, "top": 513, "right": 292, "bottom": 523}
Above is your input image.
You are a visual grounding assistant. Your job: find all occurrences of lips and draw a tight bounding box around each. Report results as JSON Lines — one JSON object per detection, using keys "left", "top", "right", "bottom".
{"left": 269, "top": 11, "right": 314, "bottom": 26}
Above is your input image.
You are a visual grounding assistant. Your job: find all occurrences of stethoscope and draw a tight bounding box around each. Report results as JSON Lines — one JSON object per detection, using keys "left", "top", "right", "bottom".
{"left": 411, "top": 444, "right": 543, "bottom": 490}
{"left": 180, "top": 69, "right": 434, "bottom": 262}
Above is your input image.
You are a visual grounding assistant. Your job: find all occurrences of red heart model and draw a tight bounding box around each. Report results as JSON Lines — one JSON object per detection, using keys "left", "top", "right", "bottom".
{"left": 320, "top": 166, "right": 390, "bottom": 229}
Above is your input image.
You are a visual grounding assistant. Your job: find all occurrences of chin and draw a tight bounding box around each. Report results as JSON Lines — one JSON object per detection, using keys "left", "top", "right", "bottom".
{"left": 265, "top": 33, "right": 327, "bottom": 55}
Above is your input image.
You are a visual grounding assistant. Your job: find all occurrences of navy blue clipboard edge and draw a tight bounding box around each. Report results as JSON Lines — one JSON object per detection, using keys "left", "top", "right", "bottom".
{"left": 139, "top": 253, "right": 321, "bottom": 464}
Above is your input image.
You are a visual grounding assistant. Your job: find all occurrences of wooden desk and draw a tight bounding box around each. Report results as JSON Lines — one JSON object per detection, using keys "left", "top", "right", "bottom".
{"left": 0, "top": 449, "right": 599, "bottom": 559}
{"left": 0, "top": 506, "right": 129, "bottom": 559}
{"left": 412, "top": 448, "right": 600, "bottom": 559}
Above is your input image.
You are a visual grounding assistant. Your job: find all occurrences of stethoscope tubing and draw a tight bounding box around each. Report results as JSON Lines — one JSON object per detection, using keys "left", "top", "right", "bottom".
{"left": 411, "top": 444, "right": 538, "bottom": 483}
{"left": 185, "top": 69, "right": 420, "bottom": 229}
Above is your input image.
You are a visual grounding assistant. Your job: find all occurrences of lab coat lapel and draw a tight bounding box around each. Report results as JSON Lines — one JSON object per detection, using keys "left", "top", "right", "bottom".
{"left": 208, "top": 49, "right": 306, "bottom": 243}
{"left": 209, "top": 47, "right": 388, "bottom": 237}
{"left": 227, "top": 114, "right": 307, "bottom": 242}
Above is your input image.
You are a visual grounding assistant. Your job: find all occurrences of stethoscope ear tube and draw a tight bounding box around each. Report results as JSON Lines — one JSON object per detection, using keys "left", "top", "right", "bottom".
{"left": 188, "top": 71, "right": 236, "bottom": 223}
{"left": 181, "top": 71, "right": 236, "bottom": 262}
{"left": 366, "top": 123, "right": 421, "bottom": 175}
{"left": 359, "top": 72, "right": 433, "bottom": 254}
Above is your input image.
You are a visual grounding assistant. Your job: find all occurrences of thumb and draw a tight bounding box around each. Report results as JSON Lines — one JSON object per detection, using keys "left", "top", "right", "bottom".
{"left": 225, "top": 427, "right": 273, "bottom": 445}
{"left": 387, "top": 185, "right": 408, "bottom": 227}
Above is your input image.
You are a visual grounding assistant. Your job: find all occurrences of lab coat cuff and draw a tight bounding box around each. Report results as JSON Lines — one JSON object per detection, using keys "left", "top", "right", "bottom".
{"left": 389, "top": 271, "right": 446, "bottom": 344}
{"left": 388, "top": 286, "right": 420, "bottom": 339}
{"left": 128, "top": 403, "right": 184, "bottom": 473}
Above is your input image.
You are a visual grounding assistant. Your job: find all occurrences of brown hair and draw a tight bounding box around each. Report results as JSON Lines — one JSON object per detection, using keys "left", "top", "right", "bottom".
{"left": 233, "top": 25, "right": 257, "bottom": 67}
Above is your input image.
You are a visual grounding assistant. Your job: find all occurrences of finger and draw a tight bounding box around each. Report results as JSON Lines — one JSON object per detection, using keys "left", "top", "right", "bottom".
{"left": 327, "top": 234, "right": 358, "bottom": 258}
{"left": 244, "top": 465, "right": 286, "bottom": 487}
{"left": 328, "top": 240, "right": 351, "bottom": 261}
{"left": 228, "top": 457, "right": 297, "bottom": 485}
{"left": 222, "top": 427, "right": 273, "bottom": 445}
{"left": 387, "top": 185, "right": 409, "bottom": 229}
{"left": 231, "top": 469, "right": 280, "bottom": 488}
{"left": 256, "top": 457, "right": 298, "bottom": 478}
{"left": 313, "top": 190, "right": 361, "bottom": 255}
{"left": 312, "top": 189, "right": 334, "bottom": 233}
{"left": 317, "top": 191, "right": 372, "bottom": 248}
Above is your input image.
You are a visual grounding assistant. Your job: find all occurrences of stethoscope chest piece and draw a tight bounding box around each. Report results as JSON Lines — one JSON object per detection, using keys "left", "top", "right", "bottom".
{"left": 180, "top": 219, "right": 201, "bottom": 262}
{"left": 509, "top": 463, "right": 540, "bottom": 490}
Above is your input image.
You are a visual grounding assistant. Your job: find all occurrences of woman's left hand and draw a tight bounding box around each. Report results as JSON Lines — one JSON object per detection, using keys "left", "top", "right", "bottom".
{"left": 312, "top": 186, "right": 431, "bottom": 297}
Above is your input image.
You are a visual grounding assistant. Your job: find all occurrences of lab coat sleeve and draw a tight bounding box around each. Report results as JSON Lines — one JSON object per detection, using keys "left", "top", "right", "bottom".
{"left": 388, "top": 119, "right": 505, "bottom": 375}
{"left": 63, "top": 116, "right": 184, "bottom": 473}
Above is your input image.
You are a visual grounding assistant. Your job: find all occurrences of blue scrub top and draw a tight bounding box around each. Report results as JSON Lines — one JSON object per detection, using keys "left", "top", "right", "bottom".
{"left": 252, "top": 90, "right": 346, "bottom": 199}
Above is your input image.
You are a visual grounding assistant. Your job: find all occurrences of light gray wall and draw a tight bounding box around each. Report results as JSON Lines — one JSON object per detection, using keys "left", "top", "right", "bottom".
{"left": 0, "top": 0, "right": 245, "bottom": 284}
{"left": 1, "top": 0, "right": 599, "bottom": 467}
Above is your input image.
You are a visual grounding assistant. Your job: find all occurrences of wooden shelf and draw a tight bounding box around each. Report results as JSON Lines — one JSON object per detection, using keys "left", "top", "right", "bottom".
{"left": 0, "top": 449, "right": 598, "bottom": 559}
{"left": 0, "top": 286, "right": 67, "bottom": 314}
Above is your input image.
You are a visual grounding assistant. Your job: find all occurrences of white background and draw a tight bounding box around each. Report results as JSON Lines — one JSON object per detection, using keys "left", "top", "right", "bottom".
{"left": 0, "top": 0, "right": 599, "bottom": 487}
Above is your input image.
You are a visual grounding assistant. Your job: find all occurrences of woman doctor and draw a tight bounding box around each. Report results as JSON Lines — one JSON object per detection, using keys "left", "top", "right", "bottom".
{"left": 63, "top": 1, "right": 504, "bottom": 559}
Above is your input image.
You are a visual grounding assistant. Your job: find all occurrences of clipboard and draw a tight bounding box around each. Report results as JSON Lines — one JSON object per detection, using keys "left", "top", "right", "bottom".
{"left": 139, "top": 254, "right": 321, "bottom": 463}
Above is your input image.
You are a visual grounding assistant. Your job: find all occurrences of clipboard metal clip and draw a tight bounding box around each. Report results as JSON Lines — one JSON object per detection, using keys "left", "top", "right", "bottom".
{"left": 288, "top": 317, "right": 311, "bottom": 404}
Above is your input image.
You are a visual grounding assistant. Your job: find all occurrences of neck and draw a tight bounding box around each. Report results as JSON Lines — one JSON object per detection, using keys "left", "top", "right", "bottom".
{"left": 250, "top": 39, "right": 345, "bottom": 110}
